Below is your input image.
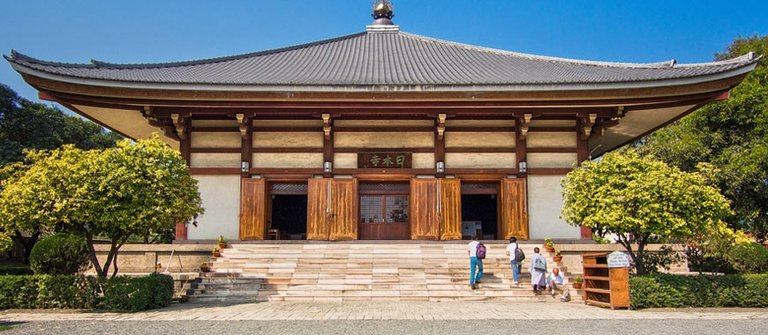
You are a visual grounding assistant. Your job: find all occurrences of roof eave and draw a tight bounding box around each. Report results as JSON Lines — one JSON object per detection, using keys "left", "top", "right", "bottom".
{"left": 9, "top": 59, "right": 758, "bottom": 96}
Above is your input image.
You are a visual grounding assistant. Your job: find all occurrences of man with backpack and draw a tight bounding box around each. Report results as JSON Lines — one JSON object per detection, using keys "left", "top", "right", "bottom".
{"left": 505, "top": 237, "right": 524, "bottom": 287}
{"left": 467, "top": 235, "right": 485, "bottom": 289}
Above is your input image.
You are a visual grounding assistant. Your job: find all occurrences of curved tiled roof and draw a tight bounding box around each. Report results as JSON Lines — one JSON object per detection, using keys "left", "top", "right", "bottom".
{"left": 5, "top": 29, "right": 760, "bottom": 89}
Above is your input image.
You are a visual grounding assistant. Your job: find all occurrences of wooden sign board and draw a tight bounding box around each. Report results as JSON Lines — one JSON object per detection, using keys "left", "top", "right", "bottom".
{"left": 358, "top": 152, "right": 412, "bottom": 168}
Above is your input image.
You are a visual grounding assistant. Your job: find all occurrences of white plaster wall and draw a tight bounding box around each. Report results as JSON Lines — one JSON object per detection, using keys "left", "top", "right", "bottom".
{"left": 445, "top": 120, "right": 515, "bottom": 127}
{"left": 527, "top": 132, "right": 577, "bottom": 148}
{"left": 253, "top": 132, "right": 323, "bottom": 148}
{"left": 412, "top": 153, "right": 435, "bottom": 169}
{"left": 191, "top": 120, "right": 237, "bottom": 127}
{"left": 446, "top": 153, "right": 515, "bottom": 168}
{"left": 334, "top": 120, "right": 433, "bottom": 127}
{"left": 334, "top": 153, "right": 357, "bottom": 168}
{"left": 527, "top": 175, "right": 580, "bottom": 239}
{"left": 191, "top": 132, "right": 241, "bottom": 148}
{"left": 445, "top": 132, "right": 515, "bottom": 148}
{"left": 254, "top": 120, "right": 323, "bottom": 127}
{"left": 252, "top": 153, "right": 323, "bottom": 168}
{"left": 190, "top": 153, "right": 240, "bottom": 168}
{"left": 188, "top": 175, "right": 241, "bottom": 240}
{"left": 335, "top": 132, "right": 434, "bottom": 148}
{"left": 530, "top": 120, "right": 576, "bottom": 127}
{"left": 527, "top": 153, "right": 578, "bottom": 168}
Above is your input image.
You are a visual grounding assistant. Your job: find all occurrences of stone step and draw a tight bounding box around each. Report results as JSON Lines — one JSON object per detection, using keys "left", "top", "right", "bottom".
{"left": 188, "top": 242, "right": 580, "bottom": 304}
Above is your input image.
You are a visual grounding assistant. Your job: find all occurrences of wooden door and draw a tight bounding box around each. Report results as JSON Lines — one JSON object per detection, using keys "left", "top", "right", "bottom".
{"left": 439, "top": 179, "right": 462, "bottom": 240}
{"left": 240, "top": 178, "right": 266, "bottom": 240}
{"left": 499, "top": 178, "right": 529, "bottom": 240}
{"left": 410, "top": 178, "right": 439, "bottom": 240}
{"left": 329, "top": 178, "right": 358, "bottom": 241}
{"left": 306, "top": 178, "right": 330, "bottom": 240}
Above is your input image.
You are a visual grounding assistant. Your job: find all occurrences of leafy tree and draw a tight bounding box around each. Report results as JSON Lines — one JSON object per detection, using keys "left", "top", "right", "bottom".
{"left": 637, "top": 35, "right": 768, "bottom": 241}
{"left": 0, "top": 83, "right": 123, "bottom": 164}
{"left": 561, "top": 151, "right": 733, "bottom": 275}
{"left": 0, "top": 135, "right": 203, "bottom": 278}
{"left": 0, "top": 83, "right": 123, "bottom": 260}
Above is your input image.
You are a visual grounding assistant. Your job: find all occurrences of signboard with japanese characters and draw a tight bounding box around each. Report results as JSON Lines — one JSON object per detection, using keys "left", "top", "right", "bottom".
{"left": 358, "top": 152, "right": 412, "bottom": 169}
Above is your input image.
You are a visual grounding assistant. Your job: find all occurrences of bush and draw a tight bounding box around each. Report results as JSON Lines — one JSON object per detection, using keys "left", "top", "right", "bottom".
{"left": 630, "top": 273, "right": 768, "bottom": 309}
{"left": 29, "top": 233, "right": 90, "bottom": 275}
{"left": 0, "top": 273, "right": 173, "bottom": 311}
{"left": 100, "top": 273, "right": 174, "bottom": 312}
{"left": 0, "top": 262, "right": 33, "bottom": 275}
{"left": 685, "top": 245, "right": 736, "bottom": 274}
{"left": 725, "top": 242, "right": 768, "bottom": 274}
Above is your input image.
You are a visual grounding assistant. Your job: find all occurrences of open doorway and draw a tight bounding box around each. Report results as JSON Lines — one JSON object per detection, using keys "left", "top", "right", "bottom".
{"left": 461, "top": 183, "right": 499, "bottom": 240}
{"left": 269, "top": 183, "right": 308, "bottom": 240}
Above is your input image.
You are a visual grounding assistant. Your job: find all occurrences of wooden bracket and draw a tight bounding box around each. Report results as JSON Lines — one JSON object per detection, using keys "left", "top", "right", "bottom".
{"left": 611, "top": 106, "right": 626, "bottom": 121}
{"left": 236, "top": 113, "right": 248, "bottom": 138}
{"left": 580, "top": 113, "right": 597, "bottom": 140}
{"left": 519, "top": 113, "right": 532, "bottom": 139}
{"left": 322, "top": 114, "right": 332, "bottom": 140}
{"left": 436, "top": 113, "right": 447, "bottom": 140}
{"left": 170, "top": 113, "right": 188, "bottom": 140}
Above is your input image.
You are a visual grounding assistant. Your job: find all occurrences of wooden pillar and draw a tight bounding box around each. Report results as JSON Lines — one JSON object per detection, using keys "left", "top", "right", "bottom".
{"left": 322, "top": 114, "right": 333, "bottom": 178}
{"left": 576, "top": 116, "right": 593, "bottom": 239}
{"left": 435, "top": 114, "right": 446, "bottom": 177}
{"left": 238, "top": 113, "right": 253, "bottom": 178}
{"left": 516, "top": 114, "right": 530, "bottom": 177}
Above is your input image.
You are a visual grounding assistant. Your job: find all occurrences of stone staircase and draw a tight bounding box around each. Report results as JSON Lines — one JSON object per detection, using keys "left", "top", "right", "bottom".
{"left": 187, "top": 242, "right": 583, "bottom": 303}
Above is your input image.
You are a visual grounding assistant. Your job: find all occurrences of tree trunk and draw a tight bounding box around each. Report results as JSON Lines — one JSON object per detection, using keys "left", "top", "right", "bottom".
{"left": 13, "top": 229, "right": 40, "bottom": 263}
{"left": 85, "top": 232, "right": 105, "bottom": 278}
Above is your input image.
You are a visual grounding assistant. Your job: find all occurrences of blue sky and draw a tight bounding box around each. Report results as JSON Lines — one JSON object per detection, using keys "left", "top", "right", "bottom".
{"left": 2, "top": 0, "right": 767, "bottom": 105}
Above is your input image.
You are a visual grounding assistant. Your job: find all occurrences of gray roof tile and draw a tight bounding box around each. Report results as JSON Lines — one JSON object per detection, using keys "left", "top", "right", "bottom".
{"left": 5, "top": 30, "right": 760, "bottom": 88}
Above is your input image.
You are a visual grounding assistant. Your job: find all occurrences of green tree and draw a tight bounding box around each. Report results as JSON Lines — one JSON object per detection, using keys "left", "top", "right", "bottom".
{"left": 561, "top": 151, "right": 733, "bottom": 275}
{"left": 0, "top": 83, "right": 123, "bottom": 164}
{"left": 0, "top": 83, "right": 123, "bottom": 260}
{"left": 637, "top": 35, "right": 768, "bottom": 241}
{"left": 0, "top": 135, "right": 203, "bottom": 278}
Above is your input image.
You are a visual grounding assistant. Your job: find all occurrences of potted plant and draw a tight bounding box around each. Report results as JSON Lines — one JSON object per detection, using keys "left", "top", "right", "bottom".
{"left": 543, "top": 238, "right": 555, "bottom": 253}
{"left": 553, "top": 249, "right": 563, "bottom": 262}
{"left": 200, "top": 262, "right": 210, "bottom": 272}
{"left": 212, "top": 247, "right": 221, "bottom": 257}
{"left": 217, "top": 235, "right": 227, "bottom": 249}
{"left": 572, "top": 275, "right": 583, "bottom": 289}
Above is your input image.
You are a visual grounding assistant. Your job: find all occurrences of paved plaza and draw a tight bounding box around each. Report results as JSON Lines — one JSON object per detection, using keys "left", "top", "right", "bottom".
{"left": 2, "top": 301, "right": 766, "bottom": 321}
{"left": 2, "top": 302, "right": 767, "bottom": 335}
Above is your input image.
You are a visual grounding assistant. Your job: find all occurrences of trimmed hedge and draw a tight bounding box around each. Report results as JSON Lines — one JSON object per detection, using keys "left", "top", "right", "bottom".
{"left": 630, "top": 273, "right": 768, "bottom": 309}
{"left": 0, "top": 273, "right": 173, "bottom": 312}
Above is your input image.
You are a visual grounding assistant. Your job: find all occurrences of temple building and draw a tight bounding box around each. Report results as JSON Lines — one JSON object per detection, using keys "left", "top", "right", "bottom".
{"left": 5, "top": 2, "right": 758, "bottom": 242}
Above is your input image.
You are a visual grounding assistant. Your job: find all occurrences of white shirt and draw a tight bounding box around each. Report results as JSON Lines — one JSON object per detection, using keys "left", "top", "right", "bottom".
{"left": 467, "top": 240, "right": 480, "bottom": 257}
{"left": 505, "top": 243, "right": 519, "bottom": 261}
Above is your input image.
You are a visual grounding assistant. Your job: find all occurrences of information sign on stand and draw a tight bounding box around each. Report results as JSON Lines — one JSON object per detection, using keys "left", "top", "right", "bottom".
{"left": 607, "top": 251, "right": 631, "bottom": 268}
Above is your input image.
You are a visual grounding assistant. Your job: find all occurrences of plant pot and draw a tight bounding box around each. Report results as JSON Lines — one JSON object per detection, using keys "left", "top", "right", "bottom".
{"left": 218, "top": 243, "right": 227, "bottom": 249}
{"left": 545, "top": 246, "right": 555, "bottom": 253}
{"left": 212, "top": 251, "right": 220, "bottom": 257}
{"left": 573, "top": 282, "right": 582, "bottom": 289}
{"left": 553, "top": 255, "right": 563, "bottom": 262}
